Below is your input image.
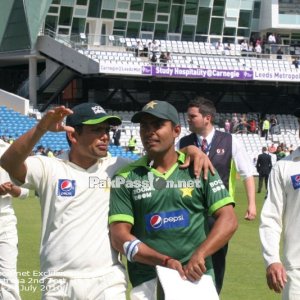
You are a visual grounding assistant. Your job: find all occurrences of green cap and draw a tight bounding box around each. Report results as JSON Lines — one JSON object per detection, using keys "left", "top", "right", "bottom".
{"left": 131, "top": 100, "right": 179, "bottom": 124}
{"left": 66, "top": 103, "right": 121, "bottom": 126}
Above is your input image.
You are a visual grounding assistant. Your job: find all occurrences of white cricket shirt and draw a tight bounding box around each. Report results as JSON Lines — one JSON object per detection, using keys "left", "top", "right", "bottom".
{"left": 23, "top": 153, "right": 130, "bottom": 278}
{"left": 260, "top": 147, "right": 300, "bottom": 269}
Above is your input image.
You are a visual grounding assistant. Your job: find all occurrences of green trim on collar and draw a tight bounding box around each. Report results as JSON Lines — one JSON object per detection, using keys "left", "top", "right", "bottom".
{"left": 147, "top": 151, "right": 186, "bottom": 179}
{"left": 115, "top": 151, "right": 186, "bottom": 179}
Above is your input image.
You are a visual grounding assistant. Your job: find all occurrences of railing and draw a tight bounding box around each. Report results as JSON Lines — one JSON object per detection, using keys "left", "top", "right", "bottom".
{"left": 43, "top": 28, "right": 76, "bottom": 49}
{"left": 69, "top": 34, "right": 126, "bottom": 49}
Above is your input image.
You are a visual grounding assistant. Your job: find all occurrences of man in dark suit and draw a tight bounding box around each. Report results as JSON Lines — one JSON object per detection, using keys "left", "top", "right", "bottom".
{"left": 256, "top": 146, "right": 272, "bottom": 193}
{"left": 179, "top": 96, "right": 256, "bottom": 294}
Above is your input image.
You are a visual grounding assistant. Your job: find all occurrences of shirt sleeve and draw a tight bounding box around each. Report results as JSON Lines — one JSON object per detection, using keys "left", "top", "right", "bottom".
{"left": 23, "top": 156, "right": 47, "bottom": 190}
{"left": 259, "top": 164, "right": 283, "bottom": 267}
{"left": 109, "top": 175, "right": 134, "bottom": 225}
{"left": 203, "top": 170, "right": 235, "bottom": 216}
{"left": 232, "top": 135, "right": 256, "bottom": 179}
{"left": 18, "top": 187, "right": 30, "bottom": 199}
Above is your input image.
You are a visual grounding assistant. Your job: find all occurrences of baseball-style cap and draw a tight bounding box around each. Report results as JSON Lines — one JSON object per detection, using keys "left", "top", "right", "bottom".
{"left": 295, "top": 108, "right": 300, "bottom": 118}
{"left": 131, "top": 100, "right": 179, "bottom": 124}
{"left": 66, "top": 102, "right": 121, "bottom": 126}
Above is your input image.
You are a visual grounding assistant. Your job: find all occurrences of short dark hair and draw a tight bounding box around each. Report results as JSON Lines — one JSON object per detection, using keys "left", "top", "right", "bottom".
{"left": 66, "top": 124, "right": 84, "bottom": 147}
{"left": 188, "top": 96, "right": 216, "bottom": 123}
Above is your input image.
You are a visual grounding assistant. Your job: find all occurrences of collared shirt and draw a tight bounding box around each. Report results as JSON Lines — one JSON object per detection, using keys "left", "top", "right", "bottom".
{"left": 23, "top": 153, "right": 130, "bottom": 279}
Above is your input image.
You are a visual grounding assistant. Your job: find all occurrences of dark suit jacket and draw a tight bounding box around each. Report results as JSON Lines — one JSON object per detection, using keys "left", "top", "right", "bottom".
{"left": 256, "top": 152, "right": 272, "bottom": 175}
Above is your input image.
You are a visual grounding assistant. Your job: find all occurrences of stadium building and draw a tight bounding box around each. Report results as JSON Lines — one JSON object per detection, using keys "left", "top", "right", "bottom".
{"left": 0, "top": 0, "right": 300, "bottom": 114}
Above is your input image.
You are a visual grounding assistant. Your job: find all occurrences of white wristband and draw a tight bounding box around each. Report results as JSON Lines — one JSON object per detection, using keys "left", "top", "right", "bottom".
{"left": 123, "top": 239, "right": 141, "bottom": 262}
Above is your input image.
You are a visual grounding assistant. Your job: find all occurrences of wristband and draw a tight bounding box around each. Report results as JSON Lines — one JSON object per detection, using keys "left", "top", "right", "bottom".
{"left": 162, "top": 256, "right": 173, "bottom": 266}
{"left": 123, "top": 239, "right": 141, "bottom": 262}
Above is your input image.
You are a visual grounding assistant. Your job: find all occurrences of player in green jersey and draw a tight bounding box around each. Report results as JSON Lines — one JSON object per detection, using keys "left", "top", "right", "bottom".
{"left": 109, "top": 100, "right": 238, "bottom": 300}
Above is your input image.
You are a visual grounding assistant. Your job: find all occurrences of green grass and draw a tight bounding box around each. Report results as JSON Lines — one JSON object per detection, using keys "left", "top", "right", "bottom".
{"left": 13, "top": 179, "right": 280, "bottom": 300}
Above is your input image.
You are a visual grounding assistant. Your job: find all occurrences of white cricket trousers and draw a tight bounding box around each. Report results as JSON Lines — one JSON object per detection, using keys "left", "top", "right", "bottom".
{"left": 130, "top": 278, "right": 157, "bottom": 300}
{"left": 282, "top": 269, "right": 300, "bottom": 300}
{"left": 0, "top": 214, "right": 20, "bottom": 300}
{"left": 41, "top": 265, "right": 127, "bottom": 300}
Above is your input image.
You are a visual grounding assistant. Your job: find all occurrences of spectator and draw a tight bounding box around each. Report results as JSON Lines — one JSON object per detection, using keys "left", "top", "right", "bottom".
{"left": 276, "top": 145, "right": 286, "bottom": 161}
{"left": 143, "top": 42, "right": 152, "bottom": 58}
{"left": 150, "top": 53, "right": 157, "bottom": 64}
{"left": 224, "top": 119, "right": 231, "bottom": 133}
{"left": 276, "top": 47, "right": 283, "bottom": 59}
{"left": 276, "top": 33, "right": 282, "bottom": 45}
{"left": 231, "top": 113, "right": 239, "bottom": 132}
{"left": 270, "top": 114, "right": 278, "bottom": 134}
{"left": 128, "top": 135, "right": 137, "bottom": 152}
{"left": 259, "top": 108, "right": 300, "bottom": 299}
{"left": 256, "top": 147, "right": 272, "bottom": 193}
{"left": 249, "top": 119, "right": 257, "bottom": 134}
{"left": 292, "top": 57, "right": 299, "bottom": 69}
{"left": 159, "top": 52, "right": 168, "bottom": 66}
{"left": 165, "top": 51, "right": 172, "bottom": 63}
{"left": 109, "top": 100, "right": 238, "bottom": 299}
{"left": 112, "top": 126, "right": 121, "bottom": 146}
{"left": 240, "top": 40, "right": 249, "bottom": 56}
{"left": 224, "top": 43, "right": 231, "bottom": 50}
{"left": 284, "top": 147, "right": 290, "bottom": 157}
{"left": 255, "top": 40, "right": 262, "bottom": 57}
{"left": 268, "top": 143, "right": 277, "bottom": 154}
{"left": 135, "top": 40, "right": 144, "bottom": 57}
{"left": 46, "top": 148, "right": 54, "bottom": 157}
{"left": 150, "top": 40, "right": 159, "bottom": 56}
{"left": 262, "top": 117, "right": 270, "bottom": 140}
{"left": 268, "top": 33, "right": 276, "bottom": 44}
{"left": 36, "top": 145, "right": 46, "bottom": 156}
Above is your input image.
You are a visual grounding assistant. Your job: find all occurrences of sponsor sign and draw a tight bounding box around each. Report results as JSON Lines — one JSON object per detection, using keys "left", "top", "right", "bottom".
{"left": 145, "top": 209, "right": 189, "bottom": 232}
{"left": 58, "top": 179, "right": 76, "bottom": 197}
{"left": 291, "top": 174, "right": 300, "bottom": 190}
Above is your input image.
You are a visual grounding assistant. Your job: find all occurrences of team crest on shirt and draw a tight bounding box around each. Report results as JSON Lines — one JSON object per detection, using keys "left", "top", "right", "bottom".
{"left": 58, "top": 179, "right": 76, "bottom": 196}
{"left": 216, "top": 148, "right": 225, "bottom": 155}
{"left": 291, "top": 174, "right": 300, "bottom": 190}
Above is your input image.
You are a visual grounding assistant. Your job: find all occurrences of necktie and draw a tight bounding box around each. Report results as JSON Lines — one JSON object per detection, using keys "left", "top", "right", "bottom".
{"left": 201, "top": 138, "right": 208, "bottom": 153}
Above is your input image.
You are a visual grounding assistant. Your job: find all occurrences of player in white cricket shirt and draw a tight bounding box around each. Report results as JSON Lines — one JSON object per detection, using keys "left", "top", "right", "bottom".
{"left": 1, "top": 103, "right": 130, "bottom": 299}
{"left": 0, "top": 139, "right": 29, "bottom": 300}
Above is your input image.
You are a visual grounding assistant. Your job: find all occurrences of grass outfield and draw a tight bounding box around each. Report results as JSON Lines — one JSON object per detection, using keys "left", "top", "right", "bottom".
{"left": 13, "top": 178, "right": 281, "bottom": 300}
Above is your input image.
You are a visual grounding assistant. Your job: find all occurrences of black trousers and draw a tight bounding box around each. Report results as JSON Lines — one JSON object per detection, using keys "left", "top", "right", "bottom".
{"left": 258, "top": 174, "right": 269, "bottom": 192}
{"left": 208, "top": 216, "right": 228, "bottom": 294}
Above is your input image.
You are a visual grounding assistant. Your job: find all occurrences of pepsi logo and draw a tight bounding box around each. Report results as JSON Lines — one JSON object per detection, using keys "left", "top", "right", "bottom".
{"left": 60, "top": 180, "right": 73, "bottom": 191}
{"left": 150, "top": 215, "right": 162, "bottom": 229}
{"left": 295, "top": 175, "right": 300, "bottom": 182}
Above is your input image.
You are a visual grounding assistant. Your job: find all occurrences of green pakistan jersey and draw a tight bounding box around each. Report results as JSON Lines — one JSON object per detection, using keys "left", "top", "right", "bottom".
{"left": 109, "top": 152, "right": 234, "bottom": 287}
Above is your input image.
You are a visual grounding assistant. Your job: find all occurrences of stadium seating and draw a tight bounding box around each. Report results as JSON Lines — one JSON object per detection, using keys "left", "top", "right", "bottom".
{"left": 80, "top": 37, "right": 299, "bottom": 73}
{"left": 1, "top": 106, "right": 299, "bottom": 162}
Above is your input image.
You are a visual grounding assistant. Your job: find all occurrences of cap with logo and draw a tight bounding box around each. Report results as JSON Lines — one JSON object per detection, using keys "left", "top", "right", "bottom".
{"left": 131, "top": 100, "right": 179, "bottom": 124}
{"left": 66, "top": 103, "right": 121, "bottom": 126}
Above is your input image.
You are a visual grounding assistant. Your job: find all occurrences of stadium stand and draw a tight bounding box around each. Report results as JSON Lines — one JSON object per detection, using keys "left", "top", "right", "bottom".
{"left": 1, "top": 105, "right": 298, "bottom": 162}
